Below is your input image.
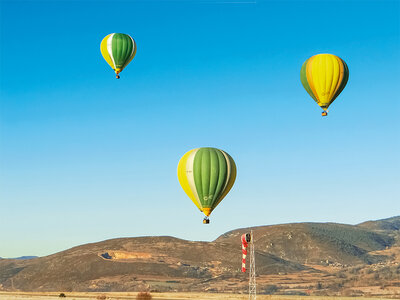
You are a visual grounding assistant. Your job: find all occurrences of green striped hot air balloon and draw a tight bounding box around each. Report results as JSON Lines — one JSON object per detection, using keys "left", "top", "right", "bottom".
{"left": 100, "top": 33, "right": 136, "bottom": 79}
{"left": 177, "top": 147, "right": 237, "bottom": 224}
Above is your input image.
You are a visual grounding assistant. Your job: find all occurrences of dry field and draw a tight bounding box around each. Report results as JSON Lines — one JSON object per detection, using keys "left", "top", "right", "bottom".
{"left": 0, "top": 292, "right": 398, "bottom": 300}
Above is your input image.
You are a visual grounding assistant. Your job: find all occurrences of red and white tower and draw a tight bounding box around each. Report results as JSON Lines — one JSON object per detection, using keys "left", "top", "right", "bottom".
{"left": 241, "top": 231, "right": 256, "bottom": 300}
{"left": 241, "top": 233, "right": 250, "bottom": 272}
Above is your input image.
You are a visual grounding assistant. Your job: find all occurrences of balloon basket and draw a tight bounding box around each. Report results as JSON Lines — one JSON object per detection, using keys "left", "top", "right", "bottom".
{"left": 203, "top": 217, "right": 210, "bottom": 224}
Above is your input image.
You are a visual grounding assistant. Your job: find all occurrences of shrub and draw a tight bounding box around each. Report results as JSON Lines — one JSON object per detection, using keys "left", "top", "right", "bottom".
{"left": 348, "top": 266, "right": 362, "bottom": 274}
{"left": 59, "top": 293, "right": 66, "bottom": 298}
{"left": 337, "top": 271, "right": 347, "bottom": 278}
{"left": 342, "top": 289, "right": 363, "bottom": 297}
{"left": 327, "top": 281, "right": 344, "bottom": 292}
{"left": 366, "top": 268, "right": 374, "bottom": 274}
{"left": 263, "top": 285, "right": 279, "bottom": 295}
{"left": 284, "top": 291, "right": 308, "bottom": 296}
{"left": 136, "top": 291, "right": 152, "bottom": 300}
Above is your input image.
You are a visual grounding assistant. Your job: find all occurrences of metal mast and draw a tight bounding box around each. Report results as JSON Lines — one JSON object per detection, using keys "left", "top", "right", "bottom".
{"left": 249, "top": 230, "right": 256, "bottom": 300}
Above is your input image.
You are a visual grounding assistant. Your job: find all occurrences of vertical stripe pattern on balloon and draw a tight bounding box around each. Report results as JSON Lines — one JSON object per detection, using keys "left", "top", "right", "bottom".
{"left": 177, "top": 147, "right": 236, "bottom": 218}
{"left": 300, "top": 54, "right": 349, "bottom": 112}
{"left": 100, "top": 33, "right": 136, "bottom": 76}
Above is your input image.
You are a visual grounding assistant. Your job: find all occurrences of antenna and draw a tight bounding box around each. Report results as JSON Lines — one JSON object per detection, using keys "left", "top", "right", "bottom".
{"left": 249, "top": 230, "right": 256, "bottom": 300}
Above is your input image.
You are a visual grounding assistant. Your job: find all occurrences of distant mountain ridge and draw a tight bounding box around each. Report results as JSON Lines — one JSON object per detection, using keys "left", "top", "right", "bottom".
{"left": 358, "top": 216, "right": 400, "bottom": 232}
{"left": 0, "top": 256, "right": 38, "bottom": 260}
{"left": 0, "top": 216, "right": 399, "bottom": 295}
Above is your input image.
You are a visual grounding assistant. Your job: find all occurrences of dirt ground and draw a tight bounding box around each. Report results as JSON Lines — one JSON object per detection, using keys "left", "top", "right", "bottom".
{"left": 0, "top": 292, "right": 397, "bottom": 300}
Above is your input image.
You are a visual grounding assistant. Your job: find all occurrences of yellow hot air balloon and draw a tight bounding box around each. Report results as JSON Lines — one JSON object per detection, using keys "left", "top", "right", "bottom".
{"left": 300, "top": 54, "right": 349, "bottom": 116}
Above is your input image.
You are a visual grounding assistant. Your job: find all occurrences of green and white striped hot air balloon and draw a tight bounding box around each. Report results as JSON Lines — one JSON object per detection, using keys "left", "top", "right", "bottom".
{"left": 177, "top": 147, "right": 237, "bottom": 224}
{"left": 100, "top": 33, "right": 136, "bottom": 79}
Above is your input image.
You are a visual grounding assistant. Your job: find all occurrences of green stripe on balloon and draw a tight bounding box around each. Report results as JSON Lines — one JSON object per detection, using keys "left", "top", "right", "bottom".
{"left": 208, "top": 150, "right": 219, "bottom": 203}
{"left": 211, "top": 150, "right": 228, "bottom": 206}
{"left": 300, "top": 59, "right": 318, "bottom": 103}
{"left": 112, "top": 33, "right": 134, "bottom": 69}
{"left": 193, "top": 148, "right": 229, "bottom": 209}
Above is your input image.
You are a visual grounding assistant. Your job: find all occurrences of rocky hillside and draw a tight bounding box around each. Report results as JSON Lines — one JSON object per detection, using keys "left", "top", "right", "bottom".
{"left": 358, "top": 216, "right": 400, "bottom": 233}
{"left": 0, "top": 216, "right": 399, "bottom": 295}
{"left": 216, "top": 222, "right": 394, "bottom": 265}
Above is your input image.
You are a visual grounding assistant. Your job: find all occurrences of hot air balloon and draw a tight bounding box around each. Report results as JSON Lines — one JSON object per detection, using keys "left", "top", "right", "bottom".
{"left": 300, "top": 54, "right": 349, "bottom": 116}
{"left": 177, "top": 147, "right": 236, "bottom": 224}
{"left": 100, "top": 33, "right": 136, "bottom": 79}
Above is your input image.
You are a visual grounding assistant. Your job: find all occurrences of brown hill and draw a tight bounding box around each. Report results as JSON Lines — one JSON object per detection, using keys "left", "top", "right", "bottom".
{"left": 216, "top": 222, "right": 394, "bottom": 265}
{"left": 0, "top": 236, "right": 305, "bottom": 292}
{"left": 358, "top": 216, "right": 400, "bottom": 233}
{"left": 1, "top": 216, "right": 399, "bottom": 296}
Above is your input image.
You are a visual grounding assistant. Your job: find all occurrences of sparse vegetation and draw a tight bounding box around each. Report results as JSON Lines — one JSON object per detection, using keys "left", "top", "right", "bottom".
{"left": 283, "top": 290, "right": 308, "bottom": 296}
{"left": 337, "top": 271, "right": 347, "bottom": 278}
{"left": 96, "top": 295, "right": 106, "bottom": 300}
{"left": 136, "top": 291, "right": 152, "bottom": 300}
{"left": 262, "top": 284, "right": 279, "bottom": 295}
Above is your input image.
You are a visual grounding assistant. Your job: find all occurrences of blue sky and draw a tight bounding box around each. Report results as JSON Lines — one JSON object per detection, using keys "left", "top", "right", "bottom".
{"left": 0, "top": 0, "right": 399, "bottom": 257}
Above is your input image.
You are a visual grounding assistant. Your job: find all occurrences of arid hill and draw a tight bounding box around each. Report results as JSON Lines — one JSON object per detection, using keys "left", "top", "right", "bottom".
{"left": 217, "top": 222, "right": 394, "bottom": 265}
{"left": 358, "top": 216, "right": 400, "bottom": 233}
{"left": 1, "top": 216, "right": 399, "bottom": 297}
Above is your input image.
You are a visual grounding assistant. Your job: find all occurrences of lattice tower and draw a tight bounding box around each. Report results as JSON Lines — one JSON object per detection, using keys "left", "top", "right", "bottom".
{"left": 249, "top": 230, "right": 256, "bottom": 300}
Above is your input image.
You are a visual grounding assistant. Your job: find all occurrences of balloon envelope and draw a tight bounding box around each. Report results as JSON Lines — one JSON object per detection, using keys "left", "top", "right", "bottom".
{"left": 300, "top": 54, "right": 349, "bottom": 112}
{"left": 100, "top": 33, "right": 136, "bottom": 77}
{"left": 177, "top": 147, "right": 236, "bottom": 217}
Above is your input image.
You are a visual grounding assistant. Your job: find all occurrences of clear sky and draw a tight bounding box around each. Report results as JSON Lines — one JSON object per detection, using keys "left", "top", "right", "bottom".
{"left": 0, "top": 0, "right": 399, "bottom": 257}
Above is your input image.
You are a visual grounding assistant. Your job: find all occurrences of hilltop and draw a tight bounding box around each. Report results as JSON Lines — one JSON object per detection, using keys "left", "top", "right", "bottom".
{"left": 1, "top": 216, "right": 399, "bottom": 297}
{"left": 358, "top": 216, "right": 400, "bottom": 233}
